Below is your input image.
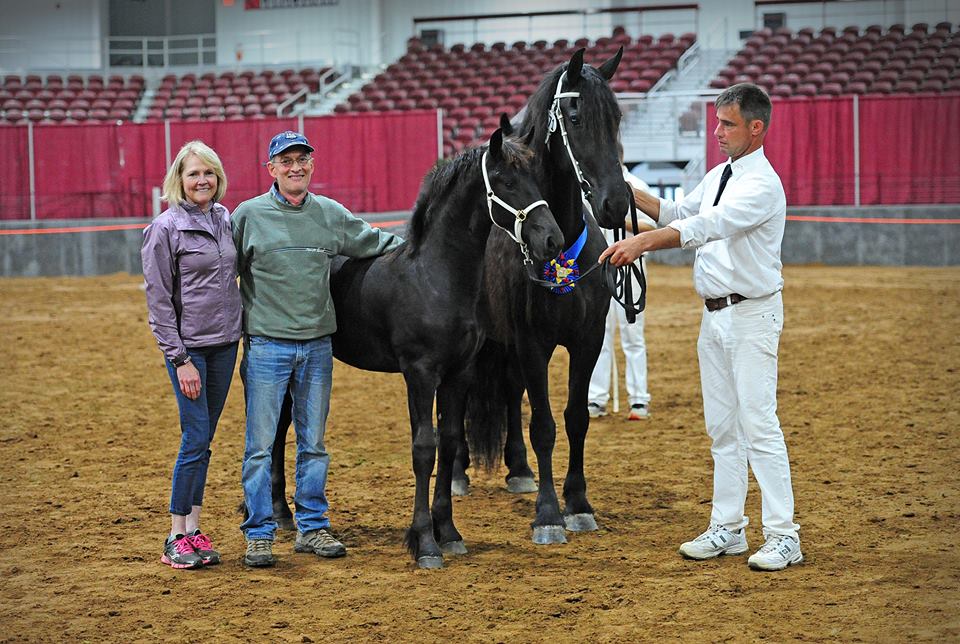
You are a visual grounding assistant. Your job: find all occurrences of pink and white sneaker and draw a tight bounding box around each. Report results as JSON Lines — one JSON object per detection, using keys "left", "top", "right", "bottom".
{"left": 161, "top": 534, "right": 204, "bottom": 569}
{"left": 187, "top": 530, "right": 221, "bottom": 565}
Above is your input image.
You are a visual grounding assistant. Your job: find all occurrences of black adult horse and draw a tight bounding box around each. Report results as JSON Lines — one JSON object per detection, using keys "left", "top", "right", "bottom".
{"left": 456, "top": 48, "right": 630, "bottom": 545}
{"left": 259, "top": 129, "right": 562, "bottom": 568}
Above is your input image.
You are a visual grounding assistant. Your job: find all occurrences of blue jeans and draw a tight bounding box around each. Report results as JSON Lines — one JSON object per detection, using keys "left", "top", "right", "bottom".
{"left": 240, "top": 335, "right": 333, "bottom": 540}
{"left": 165, "top": 342, "right": 238, "bottom": 516}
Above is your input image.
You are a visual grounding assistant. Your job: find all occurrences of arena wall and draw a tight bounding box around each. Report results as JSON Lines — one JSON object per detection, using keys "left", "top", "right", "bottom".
{"left": 2, "top": 206, "right": 956, "bottom": 278}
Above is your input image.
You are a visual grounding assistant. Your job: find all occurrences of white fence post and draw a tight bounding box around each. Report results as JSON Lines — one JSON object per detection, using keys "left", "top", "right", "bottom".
{"left": 27, "top": 120, "right": 36, "bottom": 221}
{"left": 853, "top": 94, "right": 860, "bottom": 207}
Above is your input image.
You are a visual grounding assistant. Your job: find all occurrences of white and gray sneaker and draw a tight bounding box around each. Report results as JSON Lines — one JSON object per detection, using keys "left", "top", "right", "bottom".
{"left": 587, "top": 402, "right": 607, "bottom": 418}
{"left": 678, "top": 524, "right": 749, "bottom": 560}
{"left": 748, "top": 534, "right": 803, "bottom": 571}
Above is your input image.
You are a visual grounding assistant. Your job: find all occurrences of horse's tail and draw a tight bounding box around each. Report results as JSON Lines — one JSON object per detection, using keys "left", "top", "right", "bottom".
{"left": 464, "top": 339, "right": 510, "bottom": 470}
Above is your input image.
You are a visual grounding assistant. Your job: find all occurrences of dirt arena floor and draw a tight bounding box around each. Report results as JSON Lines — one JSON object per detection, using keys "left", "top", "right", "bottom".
{"left": 1, "top": 264, "right": 958, "bottom": 642}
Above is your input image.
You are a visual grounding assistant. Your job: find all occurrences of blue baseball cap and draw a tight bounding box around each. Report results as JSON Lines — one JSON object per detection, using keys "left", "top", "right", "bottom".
{"left": 267, "top": 130, "right": 314, "bottom": 160}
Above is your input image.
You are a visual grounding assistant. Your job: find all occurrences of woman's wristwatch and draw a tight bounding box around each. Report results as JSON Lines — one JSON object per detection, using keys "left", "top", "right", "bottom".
{"left": 172, "top": 352, "right": 192, "bottom": 367}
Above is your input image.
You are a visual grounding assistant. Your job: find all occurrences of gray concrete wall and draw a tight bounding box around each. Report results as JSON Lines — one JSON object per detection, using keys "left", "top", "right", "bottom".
{"left": 0, "top": 213, "right": 409, "bottom": 278}
{"left": 1, "top": 206, "right": 957, "bottom": 277}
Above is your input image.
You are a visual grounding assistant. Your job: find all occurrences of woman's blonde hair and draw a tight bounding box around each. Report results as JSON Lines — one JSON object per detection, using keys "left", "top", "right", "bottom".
{"left": 161, "top": 140, "right": 228, "bottom": 205}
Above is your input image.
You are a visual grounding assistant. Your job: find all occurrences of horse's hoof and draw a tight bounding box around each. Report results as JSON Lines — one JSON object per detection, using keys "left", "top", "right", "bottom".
{"left": 451, "top": 479, "right": 470, "bottom": 497}
{"left": 417, "top": 555, "right": 444, "bottom": 569}
{"left": 441, "top": 540, "right": 467, "bottom": 556}
{"left": 564, "top": 513, "right": 598, "bottom": 532}
{"left": 532, "top": 525, "right": 567, "bottom": 545}
{"left": 276, "top": 516, "right": 296, "bottom": 531}
{"left": 506, "top": 476, "right": 537, "bottom": 494}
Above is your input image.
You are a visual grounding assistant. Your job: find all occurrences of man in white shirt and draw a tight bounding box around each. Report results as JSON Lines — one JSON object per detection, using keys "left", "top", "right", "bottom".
{"left": 588, "top": 146, "right": 656, "bottom": 421}
{"left": 599, "top": 83, "right": 802, "bottom": 571}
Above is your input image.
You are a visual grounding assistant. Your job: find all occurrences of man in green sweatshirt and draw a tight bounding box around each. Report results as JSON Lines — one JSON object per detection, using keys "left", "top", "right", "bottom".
{"left": 232, "top": 130, "right": 404, "bottom": 567}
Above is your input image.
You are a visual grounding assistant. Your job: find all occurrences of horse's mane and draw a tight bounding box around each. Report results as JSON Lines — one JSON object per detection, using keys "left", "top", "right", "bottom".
{"left": 405, "top": 136, "right": 533, "bottom": 253}
{"left": 517, "top": 59, "right": 622, "bottom": 159}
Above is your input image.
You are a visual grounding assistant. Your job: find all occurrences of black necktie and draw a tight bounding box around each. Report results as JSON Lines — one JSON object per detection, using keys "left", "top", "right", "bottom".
{"left": 712, "top": 164, "right": 733, "bottom": 206}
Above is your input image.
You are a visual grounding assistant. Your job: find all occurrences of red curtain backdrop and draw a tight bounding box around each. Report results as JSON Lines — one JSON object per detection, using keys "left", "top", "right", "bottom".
{"left": 706, "top": 96, "right": 856, "bottom": 206}
{"left": 0, "top": 126, "right": 29, "bottom": 219}
{"left": 706, "top": 94, "right": 960, "bottom": 206}
{"left": 0, "top": 111, "right": 439, "bottom": 220}
{"left": 858, "top": 94, "right": 960, "bottom": 205}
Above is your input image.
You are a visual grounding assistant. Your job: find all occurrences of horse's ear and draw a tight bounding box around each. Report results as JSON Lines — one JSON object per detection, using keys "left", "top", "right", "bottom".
{"left": 523, "top": 126, "right": 536, "bottom": 148}
{"left": 567, "top": 48, "right": 585, "bottom": 85}
{"left": 499, "top": 113, "right": 513, "bottom": 136}
{"left": 489, "top": 128, "right": 503, "bottom": 159}
{"left": 598, "top": 46, "right": 623, "bottom": 81}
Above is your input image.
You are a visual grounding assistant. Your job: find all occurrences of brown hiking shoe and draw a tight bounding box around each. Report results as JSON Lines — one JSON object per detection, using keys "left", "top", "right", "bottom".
{"left": 244, "top": 539, "right": 276, "bottom": 567}
{"left": 294, "top": 528, "right": 346, "bottom": 558}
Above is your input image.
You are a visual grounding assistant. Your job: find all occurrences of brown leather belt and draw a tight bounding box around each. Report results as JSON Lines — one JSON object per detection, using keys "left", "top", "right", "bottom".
{"left": 704, "top": 293, "right": 748, "bottom": 312}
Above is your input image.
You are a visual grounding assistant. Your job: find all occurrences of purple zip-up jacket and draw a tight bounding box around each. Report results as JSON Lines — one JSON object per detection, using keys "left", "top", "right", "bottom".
{"left": 141, "top": 201, "right": 242, "bottom": 362}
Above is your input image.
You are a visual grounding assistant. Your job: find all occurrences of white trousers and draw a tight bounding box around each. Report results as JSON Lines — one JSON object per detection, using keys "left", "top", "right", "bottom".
{"left": 697, "top": 291, "right": 798, "bottom": 539}
{"left": 588, "top": 280, "right": 650, "bottom": 407}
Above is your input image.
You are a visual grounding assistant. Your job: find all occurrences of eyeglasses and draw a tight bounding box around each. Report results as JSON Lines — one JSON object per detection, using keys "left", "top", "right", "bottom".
{"left": 272, "top": 156, "right": 313, "bottom": 169}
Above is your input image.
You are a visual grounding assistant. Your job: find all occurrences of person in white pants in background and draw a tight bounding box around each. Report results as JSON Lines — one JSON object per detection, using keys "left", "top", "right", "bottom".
{"left": 588, "top": 147, "right": 656, "bottom": 421}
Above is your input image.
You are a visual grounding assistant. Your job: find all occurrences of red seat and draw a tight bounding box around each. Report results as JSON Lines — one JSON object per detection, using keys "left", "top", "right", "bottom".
{"left": 845, "top": 81, "right": 868, "bottom": 94}
{"left": 771, "top": 84, "right": 793, "bottom": 98}
{"left": 919, "top": 79, "right": 944, "bottom": 92}
{"left": 3, "top": 108, "right": 25, "bottom": 123}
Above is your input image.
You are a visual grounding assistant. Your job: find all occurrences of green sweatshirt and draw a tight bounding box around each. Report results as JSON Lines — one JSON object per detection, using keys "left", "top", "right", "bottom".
{"left": 231, "top": 190, "right": 404, "bottom": 340}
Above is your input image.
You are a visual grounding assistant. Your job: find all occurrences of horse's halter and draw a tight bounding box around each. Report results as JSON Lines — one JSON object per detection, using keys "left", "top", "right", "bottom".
{"left": 481, "top": 150, "right": 549, "bottom": 265}
{"left": 545, "top": 71, "right": 595, "bottom": 216}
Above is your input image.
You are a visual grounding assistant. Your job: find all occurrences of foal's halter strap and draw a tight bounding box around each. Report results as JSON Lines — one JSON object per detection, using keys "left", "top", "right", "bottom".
{"left": 481, "top": 150, "right": 549, "bottom": 265}
{"left": 545, "top": 71, "right": 595, "bottom": 217}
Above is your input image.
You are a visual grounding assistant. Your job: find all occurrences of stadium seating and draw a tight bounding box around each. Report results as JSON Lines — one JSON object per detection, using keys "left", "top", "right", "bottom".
{"left": 711, "top": 22, "right": 959, "bottom": 98}
{"left": 0, "top": 73, "right": 144, "bottom": 124}
{"left": 338, "top": 30, "right": 696, "bottom": 155}
{"left": 0, "top": 67, "right": 333, "bottom": 125}
{"left": 144, "top": 67, "right": 331, "bottom": 121}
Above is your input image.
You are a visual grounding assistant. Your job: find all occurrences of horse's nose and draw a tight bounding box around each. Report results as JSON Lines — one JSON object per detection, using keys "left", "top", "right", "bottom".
{"left": 600, "top": 190, "right": 630, "bottom": 229}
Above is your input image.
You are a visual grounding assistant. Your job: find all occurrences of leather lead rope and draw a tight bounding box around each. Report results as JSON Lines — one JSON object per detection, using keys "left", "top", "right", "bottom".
{"left": 602, "top": 184, "right": 646, "bottom": 322}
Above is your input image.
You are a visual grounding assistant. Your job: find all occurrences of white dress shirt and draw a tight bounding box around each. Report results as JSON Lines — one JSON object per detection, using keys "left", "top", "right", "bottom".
{"left": 657, "top": 147, "right": 786, "bottom": 300}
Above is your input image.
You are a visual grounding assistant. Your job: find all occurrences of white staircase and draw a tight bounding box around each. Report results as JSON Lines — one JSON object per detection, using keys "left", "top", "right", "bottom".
{"left": 620, "top": 45, "right": 737, "bottom": 163}
{"left": 300, "top": 65, "right": 370, "bottom": 116}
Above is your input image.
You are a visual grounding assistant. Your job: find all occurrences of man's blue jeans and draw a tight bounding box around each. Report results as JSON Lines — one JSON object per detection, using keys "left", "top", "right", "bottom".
{"left": 240, "top": 335, "right": 333, "bottom": 541}
{"left": 165, "top": 342, "right": 238, "bottom": 515}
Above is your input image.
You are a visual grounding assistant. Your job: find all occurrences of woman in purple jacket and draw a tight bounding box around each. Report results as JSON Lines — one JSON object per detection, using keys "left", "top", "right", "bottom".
{"left": 141, "top": 140, "right": 242, "bottom": 569}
